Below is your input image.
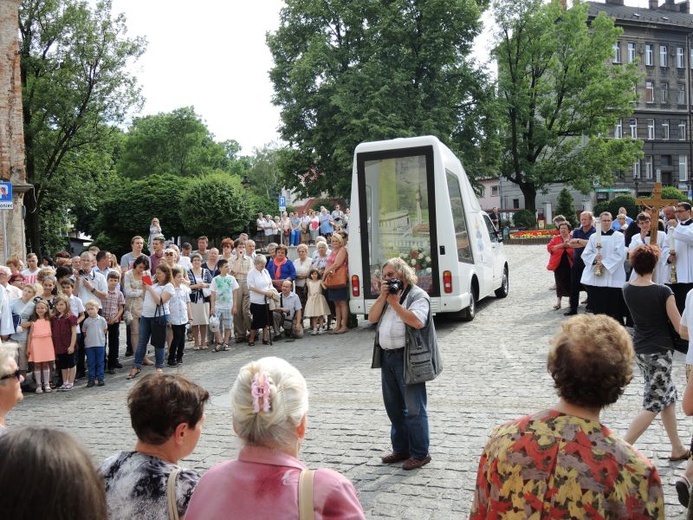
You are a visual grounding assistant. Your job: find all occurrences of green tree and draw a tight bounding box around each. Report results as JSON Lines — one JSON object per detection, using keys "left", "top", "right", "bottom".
{"left": 493, "top": 0, "right": 641, "bottom": 211}
{"left": 555, "top": 188, "right": 577, "bottom": 228}
{"left": 90, "top": 174, "right": 190, "bottom": 257}
{"left": 117, "top": 107, "right": 239, "bottom": 178}
{"left": 19, "top": 0, "right": 145, "bottom": 255}
{"left": 267, "top": 0, "right": 491, "bottom": 198}
{"left": 661, "top": 186, "right": 690, "bottom": 203}
{"left": 181, "top": 173, "right": 256, "bottom": 242}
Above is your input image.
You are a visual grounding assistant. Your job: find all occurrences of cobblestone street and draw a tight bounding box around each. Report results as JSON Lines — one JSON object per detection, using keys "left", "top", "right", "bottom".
{"left": 8, "top": 244, "right": 693, "bottom": 518}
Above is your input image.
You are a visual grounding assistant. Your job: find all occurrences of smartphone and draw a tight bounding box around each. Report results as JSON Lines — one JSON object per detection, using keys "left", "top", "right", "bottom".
{"left": 142, "top": 274, "right": 153, "bottom": 286}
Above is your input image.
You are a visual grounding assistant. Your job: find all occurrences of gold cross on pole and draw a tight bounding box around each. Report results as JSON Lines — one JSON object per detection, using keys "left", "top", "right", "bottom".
{"left": 635, "top": 182, "right": 680, "bottom": 245}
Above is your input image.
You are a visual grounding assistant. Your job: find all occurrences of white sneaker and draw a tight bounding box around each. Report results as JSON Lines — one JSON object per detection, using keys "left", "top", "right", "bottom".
{"left": 43, "top": 384, "right": 52, "bottom": 393}
{"left": 311, "top": 329, "right": 318, "bottom": 336}
{"left": 317, "top": 329, "right": 324, "bottom": 335}
{"left": 35, "top": 386, "right": 43, "bottom": 394}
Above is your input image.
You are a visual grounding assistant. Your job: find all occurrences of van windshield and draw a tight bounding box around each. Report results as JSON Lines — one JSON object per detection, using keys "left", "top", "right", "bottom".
{"left": 363, "top": 154, "right": 436, "bottom": 297}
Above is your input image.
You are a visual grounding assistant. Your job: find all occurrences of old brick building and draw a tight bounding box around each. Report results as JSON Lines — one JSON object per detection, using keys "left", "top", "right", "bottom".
{"left": 0, "top": 0, "right": 28, "bottom": 264}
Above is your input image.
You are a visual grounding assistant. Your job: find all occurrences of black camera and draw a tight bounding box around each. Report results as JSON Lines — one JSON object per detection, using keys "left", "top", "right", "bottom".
{"left": 386, "top": 278, "right": 403, "bottom": 294}
{"left": 78, "top": 269, "right": 86, "bottom": 276}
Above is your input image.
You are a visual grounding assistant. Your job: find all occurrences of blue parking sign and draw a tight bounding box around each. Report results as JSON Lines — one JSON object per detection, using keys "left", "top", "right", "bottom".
{"left": 278, "top": 195, "right": 286, "bottom": 213}
{"left": 0, "top": 182, "right": 12, "bottom": 210}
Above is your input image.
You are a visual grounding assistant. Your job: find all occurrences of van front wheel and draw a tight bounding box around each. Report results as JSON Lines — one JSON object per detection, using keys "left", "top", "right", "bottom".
{"left": 495, "top": 266, "right": 509, "bottom": 298}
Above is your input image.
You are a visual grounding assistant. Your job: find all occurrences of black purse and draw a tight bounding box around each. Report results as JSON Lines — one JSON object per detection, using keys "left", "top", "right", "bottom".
{"left": 150, "top": 304, "right": 167, "bottom": 349}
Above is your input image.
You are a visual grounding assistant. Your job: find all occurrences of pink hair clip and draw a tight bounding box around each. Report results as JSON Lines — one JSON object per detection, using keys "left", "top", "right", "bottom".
{"left": 251, "top": 373, "right": 271, "bottom": 413}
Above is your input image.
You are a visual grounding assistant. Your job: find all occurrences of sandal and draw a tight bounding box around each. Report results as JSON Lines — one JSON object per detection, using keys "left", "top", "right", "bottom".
{"left": 668, "top": 450, "right": 691, "bottom": 462}
{"left": 553, "top": 304, "right": 561, "bottom": 310}
{"left": 155, "top": 368, "right": 164, "bottom": 374}
{"left": 127, "top": 367, "right": 141, "bottom": 380}
{"left": 248, "top": 342, "right": 255, "bottom": 347}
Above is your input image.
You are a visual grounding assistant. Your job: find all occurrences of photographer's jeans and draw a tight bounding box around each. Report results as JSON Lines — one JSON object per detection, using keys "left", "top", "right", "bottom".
{"left": 133, "top": 315, "right": 169, "bottom": 369}
{"left": 381, "top": 348, "right": 429, "bottom": 460}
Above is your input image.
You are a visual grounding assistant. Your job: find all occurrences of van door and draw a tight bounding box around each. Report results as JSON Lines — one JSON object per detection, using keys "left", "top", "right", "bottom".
{"left": 357, "top": 147, "right": 440, "bottom": 300}
{"left": 482, "top": 213, "right": 503, "bottom": 287}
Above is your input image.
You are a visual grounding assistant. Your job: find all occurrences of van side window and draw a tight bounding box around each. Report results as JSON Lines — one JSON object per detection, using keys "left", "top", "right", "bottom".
{"left": 446, "top": 170, "right": 473, "bottom": 263}
{"left": 484, "top": 214, "right": 499, "bottom": 243}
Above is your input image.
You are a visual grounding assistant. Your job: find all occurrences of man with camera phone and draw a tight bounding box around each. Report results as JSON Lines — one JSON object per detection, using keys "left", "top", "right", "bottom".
{"left": 369, "top": 257, "right": 441, "bottom": 470}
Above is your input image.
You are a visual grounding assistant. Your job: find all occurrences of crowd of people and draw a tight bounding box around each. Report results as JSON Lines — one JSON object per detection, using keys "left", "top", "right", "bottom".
{"left": 544, "top": 201, "right": 693, "bottom": 511}
{"left": 0, "top": 215, "right": 351, "bottom": 390}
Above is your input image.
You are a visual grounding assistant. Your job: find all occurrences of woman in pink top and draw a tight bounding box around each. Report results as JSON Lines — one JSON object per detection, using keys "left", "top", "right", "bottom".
{"left": 186, "top": 356, "right": 365, "bottom": 520}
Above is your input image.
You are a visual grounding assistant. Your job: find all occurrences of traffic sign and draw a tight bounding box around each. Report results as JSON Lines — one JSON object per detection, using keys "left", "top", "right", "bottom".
{"left": 278, "top": 195, "right": 286, "bottom": 214}
{"left": 0, "top": 182, "right": 12, "bottom": 210}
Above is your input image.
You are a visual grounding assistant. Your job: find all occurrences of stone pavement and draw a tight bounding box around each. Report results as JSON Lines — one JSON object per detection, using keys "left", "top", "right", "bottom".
{"left": 8, "top": 244, "right": 693, "bottom": 518}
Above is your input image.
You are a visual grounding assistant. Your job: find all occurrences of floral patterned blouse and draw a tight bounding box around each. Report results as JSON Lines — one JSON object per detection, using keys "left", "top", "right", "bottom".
{"left": 470, "top": 409, "right": 664, "bottom": 519}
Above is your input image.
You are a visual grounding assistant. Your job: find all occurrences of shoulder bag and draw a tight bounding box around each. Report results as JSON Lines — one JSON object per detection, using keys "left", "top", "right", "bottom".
{"left": 298, "top": 468, "right": 314, "bottom": 520}
{"left": 167, "top": 467, "right": 181, "bottom": 520}
{"left": 150, "top": 302, "right": 168, "bottom": 349}
{"left": 324, "top": 264, "right": 347, "bottom": 289}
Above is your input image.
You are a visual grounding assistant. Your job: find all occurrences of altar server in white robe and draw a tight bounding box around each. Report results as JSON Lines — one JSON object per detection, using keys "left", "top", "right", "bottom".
{"left": 581, "top": 212, "right": 626, "bottom": 323}
{"left": 628, "top": 212, "right": 669, "bottom": 284}
{"left": 668, "top": 202, "right": 693, "bottom": 312}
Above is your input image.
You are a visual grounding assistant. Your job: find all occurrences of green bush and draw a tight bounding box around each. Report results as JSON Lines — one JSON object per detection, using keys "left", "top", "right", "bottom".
{"left": 513, "top": 209, "right": 535, "bottom": 229}
{"left": 555, "top": 188, "right": 578, "bottom": 228}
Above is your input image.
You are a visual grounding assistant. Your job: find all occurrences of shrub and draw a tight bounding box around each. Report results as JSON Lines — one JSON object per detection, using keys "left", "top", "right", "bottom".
{"left": 513, "top": 209, "right": 536, "bottom": 229}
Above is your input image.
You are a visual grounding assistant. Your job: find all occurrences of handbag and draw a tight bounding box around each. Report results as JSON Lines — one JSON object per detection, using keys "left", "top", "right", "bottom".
{"left": 324, "top": 265, "right": 347, "bottom": 289}
{"left": 298, "top": 469, "right": 314, "bottom": 520}
{"left": 150, "top": 304, "right": 168, "bottom": 349}
{"left": 167, "top": 467, "right": 181, "bottom": 520}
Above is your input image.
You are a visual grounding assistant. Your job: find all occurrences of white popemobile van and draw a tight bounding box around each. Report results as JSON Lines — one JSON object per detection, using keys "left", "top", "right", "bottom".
{"left": 348, "top": 135, "right": 509, "bottom": 320}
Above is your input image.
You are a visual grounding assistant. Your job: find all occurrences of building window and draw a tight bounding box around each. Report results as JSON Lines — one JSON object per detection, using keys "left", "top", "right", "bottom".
{"left": 646, "top": 44, "right": 654, "bottom": 66}
{"left": 628, "top": 42, "right": 636, "bottom": 63}
{"left": 662, "top": 82, "right": 669, "bottom": 103}
{"left": 679, "top": 84, "right": 687, "bottom": 105}
{"left": 645, "top": 155, "right": 653, "bottom": 179}
{"left": 680, "top": 155, "right": 688, "bottom": 182}
{"left": 512, "top": 199, "right": 519, "bottom": 209}
{"left": 647, "top": 119, "right": 655, "bottom": 139}
{"left": 633, "top": 160, "right": 641, "bottom": 180}
{"left": 646, "top": 81, "right": 654, "bottom": 103}
{"left": 678, "top": 47, "right": 685, "bottom": 68}
{"left": 680, "top": 121, "right": 687, "bottom": 141}
{"left": 491, "top": 185, "right": 499, "bottom": 196}
{"left": 614, "top": 119, "right": 623, "bottom": 139}
{"left": 613, "top": 42, "right": 621, "bottom": 63}
{"left": 660, "top": 45, "right": 668, "bottom": 67}
{"left": 691, "top": 48, "right": 693, "bottom": 68}
{"left": 630, "top": 118, "right": 637, "bottom": 138}
{"left": 663, "top": 120, "right": 670, "bottom": 140}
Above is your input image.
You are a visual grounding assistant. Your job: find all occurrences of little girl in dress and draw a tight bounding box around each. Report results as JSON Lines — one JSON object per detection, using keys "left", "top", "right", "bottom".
{"left": 304, "top": 269, "right": 331, "bottom": 335}
{"left": 148, "top": 217, "right": 162, "bottom": 251}
{"left": 28, "top": 300, "right": 55, "bottom": 393}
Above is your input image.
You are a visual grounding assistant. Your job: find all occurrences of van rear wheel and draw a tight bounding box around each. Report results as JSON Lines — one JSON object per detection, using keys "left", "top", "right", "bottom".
{"left": 461, "top": 286, "right": 477, "bottom": 321}
{"left": 495, "top": 266, "right": 509, "bottom": 298}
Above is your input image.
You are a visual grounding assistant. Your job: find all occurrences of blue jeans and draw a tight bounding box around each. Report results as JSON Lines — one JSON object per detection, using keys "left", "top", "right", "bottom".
{"left": 291, "top": 230, "right": 301, "bottom": 246}
{"left": 381, "top": 348, "right": 429, "bottom": 459}
{"left": 85, "top": 346, "right": 105, "bottom": 381}
{"left": 134, "top": 315, "right": 169, "bottom": 369}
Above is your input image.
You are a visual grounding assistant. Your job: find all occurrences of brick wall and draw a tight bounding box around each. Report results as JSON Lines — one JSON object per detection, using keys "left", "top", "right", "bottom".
{"left": 0, "top": 0, "right": 28, "bottom": 264}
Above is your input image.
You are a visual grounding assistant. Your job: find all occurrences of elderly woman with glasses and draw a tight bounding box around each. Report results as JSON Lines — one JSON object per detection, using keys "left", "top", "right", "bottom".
{"left": 185, "top": 357, "right": 365, "bottom": 519}
{"left": 0, "top": 345, "right": 24, "bottom": 433}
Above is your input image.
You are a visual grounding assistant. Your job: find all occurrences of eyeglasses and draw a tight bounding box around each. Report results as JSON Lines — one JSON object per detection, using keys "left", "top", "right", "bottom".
{"left": 383, "top": 271, "right": 397, "bottom": 278}
{"left": 164, "top": 252, "right": 174, "bottom": 256}
{"left": 0, "top": 369, "right": 21, "bottom": 382}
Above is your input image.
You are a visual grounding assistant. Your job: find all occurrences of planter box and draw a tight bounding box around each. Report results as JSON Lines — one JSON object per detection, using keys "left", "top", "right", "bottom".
{"left": 508, "top": 237, "right": 552, "bottom": 245}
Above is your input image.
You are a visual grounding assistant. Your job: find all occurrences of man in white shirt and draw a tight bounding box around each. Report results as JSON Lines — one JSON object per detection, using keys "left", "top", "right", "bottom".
{"left": 272, "top": 280, "right": 303, "bottom": 341}
{"left": 669, "top": 202, "right": 693, "bottom": 313}
{"left": 75, "top": 252, "right": 107, "bottom": 309}
{"left": 20, "top": 253, "right": 40, "bottom": 285}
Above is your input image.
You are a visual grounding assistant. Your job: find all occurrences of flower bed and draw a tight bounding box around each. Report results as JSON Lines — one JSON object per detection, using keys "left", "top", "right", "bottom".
{"left": 508, "top": 229, "right": 557, "bottom": 245}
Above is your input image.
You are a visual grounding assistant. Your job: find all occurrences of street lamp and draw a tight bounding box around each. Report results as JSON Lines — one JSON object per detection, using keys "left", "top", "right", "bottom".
{"left": 634, "top": 170, "right": 640, "bottom": 196}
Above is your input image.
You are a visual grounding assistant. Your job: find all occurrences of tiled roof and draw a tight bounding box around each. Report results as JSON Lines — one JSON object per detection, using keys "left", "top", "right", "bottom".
{"left": 587, "top": 1, "right": 693, "bottom": 29}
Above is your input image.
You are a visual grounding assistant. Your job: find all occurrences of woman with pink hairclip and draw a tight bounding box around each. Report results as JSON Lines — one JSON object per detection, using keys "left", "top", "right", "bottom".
{"left": 186, "top": 356, "right": 365, "bottom": 519}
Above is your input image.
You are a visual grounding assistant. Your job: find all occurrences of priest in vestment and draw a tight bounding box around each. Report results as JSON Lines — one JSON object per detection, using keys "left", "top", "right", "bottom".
{"left": 669, "top": 202, "right": 693, "bottom": 312}
{"left": 581, "top": 212, "right": 626, "bottom": 324}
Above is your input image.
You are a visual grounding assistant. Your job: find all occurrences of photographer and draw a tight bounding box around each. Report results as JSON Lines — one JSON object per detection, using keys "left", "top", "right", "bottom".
{"left": 368, "top": 257, "right": 441, "bottom": 471}
{"left": 272, "top": 280, "right": 303, "bottom": 341}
